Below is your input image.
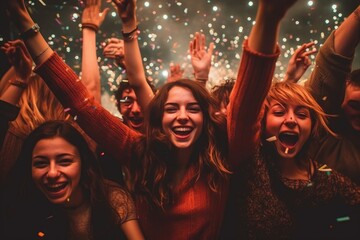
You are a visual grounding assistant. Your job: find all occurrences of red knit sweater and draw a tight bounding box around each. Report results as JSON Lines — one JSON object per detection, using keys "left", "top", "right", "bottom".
{"left": 34, "top": 40, "right": 278, "bottom": 239}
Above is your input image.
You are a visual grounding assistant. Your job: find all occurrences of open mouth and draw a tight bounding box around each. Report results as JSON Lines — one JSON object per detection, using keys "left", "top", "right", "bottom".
{"left": 172, "top": 127, "right": 193, "bottom": 137}
{"left": 129, "top": 117, "right": 144, "bottom": 126}
{"left": 45, "top": 182, "right": 68, "bottom": 193}
{"left": 279, "top": 132, "right": 299, "bottom": 147}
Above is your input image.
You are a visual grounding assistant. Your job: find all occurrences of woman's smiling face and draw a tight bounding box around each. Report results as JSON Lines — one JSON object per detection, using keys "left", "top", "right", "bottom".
{"left": 162, "top": 86, "right": 204, "bottom": 150}
{"left": 31, "top": 137, "right": 83, "bottom": 207}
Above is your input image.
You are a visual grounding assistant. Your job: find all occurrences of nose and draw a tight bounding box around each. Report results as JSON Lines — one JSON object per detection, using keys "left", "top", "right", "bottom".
{"left": 283, "top": 114, "right": 297, "bottom": 128}
{"left": 177, "top": 108, "right": 189, "bottom": 123}
{"left": 131, "top": 101, "right": 141, "bottom": 112}
{"left": 131, "top": 101, "right": 141, "bottom": 114}
{"left": 47, "top": 162, "right": 60, "bottom": 179}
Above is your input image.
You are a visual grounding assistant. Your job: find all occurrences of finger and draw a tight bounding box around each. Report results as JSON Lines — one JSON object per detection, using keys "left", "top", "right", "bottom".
{"left": 100, "top": 7, "right": 110, "bottom": 19}
{"left": 293, "top": 44, "right": 307, "bottom": 56}
{"left": 195, "top": 32, "right": 201, "bottom": 52}
{"left": 108, "top": 37, "right": 122, "bottom": 44}
{"left": 14, "top": 40, "right": 31, "bottom": 59}
{"left": 200, "top": 33, "right": 205, "bottom": 50}
{"left": 189, "top": 40, "right": 194, "bottom": 54}
{"left": 301, "top": 48, "right": 317, "bottom": 58}
{"left": 208, "top": 42, "right": 214, "bottom": 55}
{"left": 304, "top": 41, "right": 315, "bottom": 49}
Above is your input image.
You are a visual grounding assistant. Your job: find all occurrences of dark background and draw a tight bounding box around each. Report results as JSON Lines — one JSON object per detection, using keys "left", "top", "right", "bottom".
{"left": 1, "top": 0, "right": 359, "bottom": 113}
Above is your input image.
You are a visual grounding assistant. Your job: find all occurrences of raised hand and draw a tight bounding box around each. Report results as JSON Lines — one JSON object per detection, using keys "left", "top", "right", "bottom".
{"left": 284, "top": 42, "right": 317, "bottom": 82}
{"left": 82, "top": 0, "right": 110, "bottom": 31}
{"left": 1, "top": 40, "right": 32, "bottom": 81}
{"left": 103, "top": 38, "right": 126, "bottom": 68}
{"left": 111, "top": 0, "right": 136, "bottom": 26}
{"left": 189, "top": 32, "right": 214, "bottom": 82}
{"left": 167, "top": 64, "right": 184, "bottom": 83}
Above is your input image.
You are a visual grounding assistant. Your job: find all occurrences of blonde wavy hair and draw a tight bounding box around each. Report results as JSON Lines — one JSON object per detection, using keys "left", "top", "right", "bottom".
{"left": 11, "top": 74, "right": 69, "bottom": 136}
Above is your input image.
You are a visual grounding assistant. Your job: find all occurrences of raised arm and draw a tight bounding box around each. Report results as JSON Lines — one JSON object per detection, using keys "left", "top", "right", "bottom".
{"left": 5, "top": 0, "right": 139, "bottom": 164}
{"left": 81, "top": 0, "right": 109, "bottom": 103}
{"left": 0, "top": 40, "right": 32, "bottom": 105}
{"left": 334, "top": 6, "right": 360, "bottom": 57}
{"left": 112, "top": 0, "right": 154, "bottom": 111}
{"left": 227, "top": 0, "right": 297, "bottom": 168}
{"left": 283, "top": 42, "right": 317, "bottom": 83}
{"left": 189, "top": 32, "right": 214, "bottom": 87}
{"left": 0, "top": 40, "right": 32, "bottom": 147}
{"left": 306, "top": 5, "right": 360, "bottom": 115}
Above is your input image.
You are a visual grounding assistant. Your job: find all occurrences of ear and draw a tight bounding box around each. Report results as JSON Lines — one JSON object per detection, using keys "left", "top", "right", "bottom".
{"left": 345, "top": 79, "right": 351, "bottom": 87}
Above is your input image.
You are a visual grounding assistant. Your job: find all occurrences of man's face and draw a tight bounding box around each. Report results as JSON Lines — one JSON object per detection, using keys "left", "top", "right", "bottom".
{"left": 118, "top": 88, "right": 144, "bottom": 132}
{"left": 342, "top": 82, "right": 360, "bottom": 131}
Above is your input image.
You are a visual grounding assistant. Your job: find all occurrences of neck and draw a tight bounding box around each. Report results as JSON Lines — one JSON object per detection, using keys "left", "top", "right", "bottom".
{"left": 277, "top": 157, "right": 310, "bottom": 180}
{"left": 171, "top": 147, "right": 193, "bottom": 186}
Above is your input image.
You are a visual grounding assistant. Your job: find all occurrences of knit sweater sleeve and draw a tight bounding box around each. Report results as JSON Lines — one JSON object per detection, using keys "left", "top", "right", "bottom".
{"left": 227, "top": 39, "right": 279, "bottom": 169}
{"left": 305, "top": 31, "right": 353, "bottom": 115}
{"left": 34, "top": 53, "right": 140, "bottom": 165}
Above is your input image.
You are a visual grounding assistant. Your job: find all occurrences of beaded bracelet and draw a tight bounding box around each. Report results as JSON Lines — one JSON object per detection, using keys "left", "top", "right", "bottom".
{"left": 121, "top": 26, "right": 139, "bottom": 42}
{"left": 9, "top": 79, "right": 28, "bottom": 89}
{"left": 82, "top": 23, "right": 99, "bottom": 32}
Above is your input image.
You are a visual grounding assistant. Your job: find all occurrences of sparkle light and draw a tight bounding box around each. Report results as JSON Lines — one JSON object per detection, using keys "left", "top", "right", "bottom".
{"left": 6, "top": 0, "right": 357, "bottom": 115}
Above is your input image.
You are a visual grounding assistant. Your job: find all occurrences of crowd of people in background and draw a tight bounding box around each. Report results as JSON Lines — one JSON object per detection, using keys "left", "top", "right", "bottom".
{"left": 0, "top": 0, "right": 359, "bottom": 239}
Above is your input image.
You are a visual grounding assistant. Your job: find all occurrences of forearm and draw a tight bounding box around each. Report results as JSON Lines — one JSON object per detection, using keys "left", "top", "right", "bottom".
{"left": 35, "top": 53, "right": 139, "bottom": 164}
{"left": 12, "top": 11, "right": 53, "bottom": 65}
{"left": 248, "top": 3, "right": 282, "bottom": 54}
{"left": 228, "top": 41, "right": 279, "bottom": 168}
{"left": 123, "top": 25, "right": 154, "bottom": 110}
{"left": 334, "top": 6, "right": 360, "bottom": 57}
{"left": 81, "top": 29, "right": 101, "bottom": 103}
{"left": 1, "top": 69, "right": 29, "bottom": 106}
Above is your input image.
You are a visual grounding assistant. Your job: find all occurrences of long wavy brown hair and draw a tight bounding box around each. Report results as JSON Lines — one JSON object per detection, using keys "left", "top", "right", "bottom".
{"left": 130, "top": 79, "right": 230, "bottom": 208}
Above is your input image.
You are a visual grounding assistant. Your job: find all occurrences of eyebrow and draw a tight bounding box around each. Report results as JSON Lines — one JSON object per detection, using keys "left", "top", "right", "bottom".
{"left": 32, "top": 153, "right": 77, "bottom": 159}
{"left": 164, "top": 102, "right": 200, "bottom": 106}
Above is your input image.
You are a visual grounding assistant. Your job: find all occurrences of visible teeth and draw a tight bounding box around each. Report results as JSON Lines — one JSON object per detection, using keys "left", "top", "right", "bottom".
{"left": 173, "top": 127, "right": 191, "bottom": 132}
{"left": 48, "top": 183, "right": 63, "bottom": 188}
{"left": 46, "top": 182, "right": 67, "bottom": 192}
{"left": 285, "top": 148, "right": 289, "bottom": 154}
{"left": 266, "top": 136, "right": 277, "bottom": 142}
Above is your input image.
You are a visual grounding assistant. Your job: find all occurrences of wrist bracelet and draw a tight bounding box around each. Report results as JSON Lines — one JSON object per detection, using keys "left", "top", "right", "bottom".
{"left": 34, "top": 47, "right": 50, "bottom": 60}
{"left": 82, "top": 23, "right": 99, "bottom": 32}
{"left": 19, "top": 23, "right": 40, "bottom": 39}
{"left": 121, "top": 26, "right": 139, "bottom": 42}
{"left": 9, "top": 79, "right": 28, "bottom": 89}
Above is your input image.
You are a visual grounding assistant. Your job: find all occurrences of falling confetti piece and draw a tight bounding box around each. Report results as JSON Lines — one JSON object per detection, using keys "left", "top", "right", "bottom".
{"left": 266, "top": 136, "right": 277, "bottom": 142}
{"left": 285, "top": 148, "right": 289, "bottom": 154}
{"left": 336, "top": 216, "right": 350, "bottom": 222}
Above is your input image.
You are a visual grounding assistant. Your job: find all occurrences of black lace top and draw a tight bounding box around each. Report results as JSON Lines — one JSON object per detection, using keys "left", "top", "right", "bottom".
{"left": 222, "top": 148, "right": 360, "bottom": 239}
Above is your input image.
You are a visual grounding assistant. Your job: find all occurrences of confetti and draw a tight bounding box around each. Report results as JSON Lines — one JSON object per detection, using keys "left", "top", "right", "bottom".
{"left": 7, "top": 0, "right": 357, "bottom": 115}
{"left": 336, "top": 216, "right": 350, "bottom": 222}
{"left": 266, "top": 136, "right": 277, "bottom": 142}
